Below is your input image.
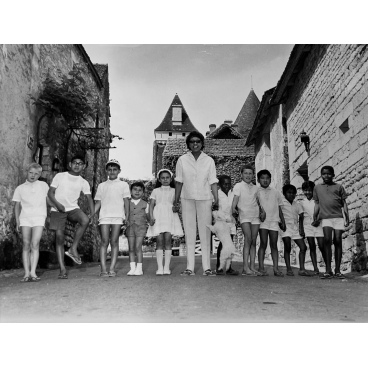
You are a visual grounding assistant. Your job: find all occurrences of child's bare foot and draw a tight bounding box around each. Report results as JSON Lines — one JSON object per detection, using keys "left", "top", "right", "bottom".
{"left": 250, "top": 268, "right": 262, "bottom": 275}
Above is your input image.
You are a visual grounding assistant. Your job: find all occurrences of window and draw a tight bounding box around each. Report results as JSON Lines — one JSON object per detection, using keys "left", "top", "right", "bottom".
{"left": 172, "top": 107, "right": 182, "bottom": 122}
{"left": 339, "top": 118, "right": 349, "bottom": 134}
{"left": 182, "top": 133, "right": 186, "bottom": 136}
{"left": 169, "top": 132, "right": 172, "bottom": 136}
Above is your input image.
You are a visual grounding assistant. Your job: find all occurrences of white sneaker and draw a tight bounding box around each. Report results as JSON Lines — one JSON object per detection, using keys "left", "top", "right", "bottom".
{"left": 134, "top": 268, "right": 143, "bottom": 276}
{"left": 156, "top": 269, "right": 164, "bottom": 275}
{"left": 163, "top": 270, "right": 171, "bottom": 275}
{"left": 127, "top": 268, "right": 135, "bottom": 276}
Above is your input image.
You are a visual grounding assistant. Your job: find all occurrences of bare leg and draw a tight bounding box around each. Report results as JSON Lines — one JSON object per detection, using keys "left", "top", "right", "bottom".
{"left": 21, "top": 227, "right": 32, "bottom": 278}
{"left": 99, "top": 224, "right": 111, "bottom": 273}
{"left": 216, "top": 243, "right": 222, "bottom": 270}
{"left": 249, "top": 224, "right": 260, "bottom": 272}
{"left": 283, "top": 237, "right": 292, "bottom": 272}
{"left": 109, "top": 225, "right": 121, "bottom": 272}
{"left": 269, "top": 230, "right": 280, "bottom": 272}
{"left": 69, "top": 212, "right": 89, "bottom": 258}
{"left": 156, "top": 233, "right": 164, "bottom": 272}
{"left": 55, "top": 230, "right": 66, "bottom": 274}
{"left": 29, "top": 226, "right": 43, "bottom": 278}
{"left": 128, "top": 236, "right": 136, "bottom": 263}
{"left": 294, "top": 238, "right": 307, "bottom": 271}
{"left": 323, "top": 226, "right": 333, "bottom": 274}
{"left": 333, "top": 230, "right": 344, "bottom": 274}
{"left": 258, "top": 229, "right": 269, "bottom": 272}
{"left": 316, "top": 237, "right": 327, "bottom": 265}
{"left": 307, "top": 237, "right": 319, "bottom": 272}
{"left": 135, "top": 236, "right": 144, "bottom": 263}
{"left": 241, "top": 222, "right": 252, "bottom": 273}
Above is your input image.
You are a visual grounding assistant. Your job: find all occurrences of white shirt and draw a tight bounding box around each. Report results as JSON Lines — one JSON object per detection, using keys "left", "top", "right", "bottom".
{"left": 218, "top": 189, "right": 236, "bottom": 235}
{"left": 50, "top": 172, "right": 91, "bottom": 212}
{"left": 281, "top": 197, "right": 303, "bottom": 226}
{"left": 258, "top": 186, "right": 284, "bottom": 222}
{"left": 175, "top": 151, "right": 218, "bottom": 200}
{"left": 94, "top": 179, "right": 130, "bottom": 220}
{"left": 233, "top": 181, "right": 259, "bottom": 218}
{"left": 300, "top": 198, "right": 315, "bottom": 226}
{"left": 12, "top": 180, "right": 49, "bottom": 219}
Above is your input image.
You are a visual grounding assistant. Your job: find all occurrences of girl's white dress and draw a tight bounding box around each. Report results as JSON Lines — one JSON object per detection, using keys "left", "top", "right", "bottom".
{"left": 146, "top": 186, "right": 184, "bottom": 237}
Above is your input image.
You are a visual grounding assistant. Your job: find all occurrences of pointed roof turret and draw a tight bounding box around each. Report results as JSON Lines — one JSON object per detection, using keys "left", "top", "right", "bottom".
{"left": 154, "top": 94, "right": 198, "bottom": 133}
{"left": 234, "top": 88, "right": 260, "bottom": 138}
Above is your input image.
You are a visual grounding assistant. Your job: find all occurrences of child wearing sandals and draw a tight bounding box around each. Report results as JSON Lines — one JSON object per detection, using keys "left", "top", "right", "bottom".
{"left": 93, "top": 159, "right": 130, "bottom": 277}
{"left": 256, "top": 170, "right": 286, "bottom": 277}
{"left": 12, "top": 163, "right": 51, "bottom": 282}
{"left": 280, "top": 184, "right": 311, "bottom": 277}
{"left": 147, "top": 169, "right": 183, "bottom": 275}
{"left": 300, "top": 181, "right": 327, "bottom": 276}
{"left": 313, "top": 166, "right": 349, "bottom": 280}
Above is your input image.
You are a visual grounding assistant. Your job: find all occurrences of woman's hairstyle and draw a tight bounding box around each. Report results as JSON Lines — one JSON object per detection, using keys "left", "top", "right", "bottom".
{"left": 155, "top": 169, "right": 176, "bottom": 188}
{"left": 257, "top": 169, "right": 272, "bottom": 180}
{"left": 302, "top": 181, "right": 315, "bottom": 191}
{"left": 218, "top": 175, "right": 231, "bottom": 187}
{"left": 321, "top": 165, "right": 334, "bottom": 175}
{"left": 130, "top": 181, "right": 145, "bottom": 191}
{"left": 282, "top": 184, "right": 297, "bottom": 195}
{"left": 240, "top": 165, "right": 254, "bottom": 174}
{"left": 27, "top": 163, "right": 42, "bottom": 173}
{"left": 186, "top": 131, "right": 205, "bottom": 150}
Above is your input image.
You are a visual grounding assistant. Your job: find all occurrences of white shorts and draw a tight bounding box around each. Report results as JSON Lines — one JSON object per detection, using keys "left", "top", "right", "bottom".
{"left": 304, "top": 223, "right": 324, "bottom": 238}
{"left": 259, "top": 221, "right": 279, "bottom": 231}
{"left": 20, "top": 216, "right": 46, "bottom": 227}
{"left": 281, "top": 224, "right": 302, "bottom": 240}
{"left": 322, "top": 218, "right": 345, "bottom": 230}
{"left": 99, "top": 217, "right": 124, "bottom": 225}
{"left": 240, "top": 217, "right": 261, "bottom": 225}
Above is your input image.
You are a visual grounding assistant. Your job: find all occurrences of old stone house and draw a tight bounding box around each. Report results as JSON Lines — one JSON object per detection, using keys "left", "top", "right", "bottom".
{"left": 246, "top": 44, "right": 368, "bottom": 273}
{"left": 0, "top": 44, "right": 111, "bottom": 269}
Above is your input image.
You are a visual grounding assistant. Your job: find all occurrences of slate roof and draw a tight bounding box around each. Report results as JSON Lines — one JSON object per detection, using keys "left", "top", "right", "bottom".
{"left": 207, "top": 123, "right": 244, "bottom": 139}
{"left": 234, "top": 89, "right": 260, "bottom": 138}
{"left": 154, "top": 94, "right": 198, "bottom": 133}
{"left": 94, "top": 64, "right": 108, "bottom": 80}
{"left": 163, "top": 138, "right": 254, "bottom": 157}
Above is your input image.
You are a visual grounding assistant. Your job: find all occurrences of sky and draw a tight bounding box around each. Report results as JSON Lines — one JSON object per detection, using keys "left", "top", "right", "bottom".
{"left": 83, "top": 44, "right": 294, "bottom": 180}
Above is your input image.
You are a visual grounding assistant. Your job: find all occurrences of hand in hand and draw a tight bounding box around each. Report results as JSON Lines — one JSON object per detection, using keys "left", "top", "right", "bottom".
{"left": 172, "top": 203, "right": 180, "bottom": 213}
{"left": 16, "top": 223, "right": 21, "bottom": 233}
{"left": 311, "top": 220, "right": 320, "bottom": 227}
{"left": 57, "top": 204, "right": 66, "bottom": 213}
{"left": 259, "top": 210, "right": 266, "bottom": 223}
{"left": 150, "top": 218, "right": 155, "bottom": 226}
{"left": 212, "top": 201, "right": 219, "bottom": 211}
{"left": 279, "top": 222, "right": 286, "bottom": 231}
{"left": 344, "top": 219, "right": 349, "bottom": 227}
{"left": 300, "top": 229, "right": 305, "bottom": 238}
{"left": 88, "top": 215, "right": 93, "bottom": 225}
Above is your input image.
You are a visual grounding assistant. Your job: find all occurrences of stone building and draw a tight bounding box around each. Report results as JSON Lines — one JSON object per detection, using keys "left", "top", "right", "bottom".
{"left": 0, "top": 44, "right": 111, "bottom": 269}
{"left": 152, "top": 94, "right": 198, "bottom": 177}
{"left": 246, "top": 44, "right": 368, "bottom": 272}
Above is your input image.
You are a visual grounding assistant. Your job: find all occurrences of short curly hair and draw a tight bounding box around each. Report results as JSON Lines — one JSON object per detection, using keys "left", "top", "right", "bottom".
{"left": 186, "top": 131, "right": 205, "bottom": 150}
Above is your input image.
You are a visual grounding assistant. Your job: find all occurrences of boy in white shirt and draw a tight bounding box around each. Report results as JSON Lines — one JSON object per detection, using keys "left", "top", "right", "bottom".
{"left": 280, "top": 184, "right": 310, "bottom": 277}
{"left": 48, "top": 154, "right": 94, "bottom": 279}
{"left": 300, "top": 181, "right": 326, "bottom": 275}
{"left": 257, "top": 170, "right": 286, "bottom": 277}
{"left": 12, "top": 163, "right": 51, "bottom": 282}
{"left": 93, "top": 159, "right": 130, "bottom": 277}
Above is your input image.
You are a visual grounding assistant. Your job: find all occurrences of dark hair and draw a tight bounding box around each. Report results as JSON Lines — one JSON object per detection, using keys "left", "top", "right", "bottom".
{"left": 282, "top": 184, "right": 297, "bottom": 195}
{"left": 106, "top": 163, "right": 120, "bottom": 170}
{"left": 186, "top": 131, "right": 205, "bottom": 150}
{"left": 130, "top": 181, "right": 145, "bottom": 191}
{"left": 257, "top": 169, "right": 271, "bottom": 180}
{"left": 321, "top": 165, "right": 334, "bottom": 175}
{"left": 302, "top": 181, "right": 315, "bottom": 191}
{"left": 218, "top": 175, "right": 231, "bottom": 187}
{"left": 70, "top": 154, "right": 85, "bottom": 163}
{"left": 240, "top": 165, "right": 254, "bottom": 174}
{"left": 155, "top": 170, "right": 176, "bottom": 188}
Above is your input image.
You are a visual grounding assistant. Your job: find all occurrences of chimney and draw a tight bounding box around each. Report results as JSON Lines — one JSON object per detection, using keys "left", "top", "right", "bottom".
{"left": 209, "top": 124, "right": 216, "bottom": 133}
{"left": 232, "top": 123, "right": 238, "bottom": 131}
{"left": 224, "top": 120, "right": 232, "bottom": 125}
{"left": 206, "top": 131, "right": 210, "bottom": 136}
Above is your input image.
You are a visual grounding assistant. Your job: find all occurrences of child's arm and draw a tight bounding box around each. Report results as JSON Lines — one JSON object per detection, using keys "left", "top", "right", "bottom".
{"left": 123, "top": 197, "right": 129, "bottom": 224}
{"left": 342, "top": 199, "right": 349, "bottom": 227}
{"left": 211, "top": 183, "right": 219, "bottom": 210}
{"left": 93, "top": 200, "right": 101, "bottom": 218}
{"left": 85, "top": 194, "right": 94, "bottom": 225}
{"left": 256, "top": 194, "right": 266, "bottom": 222}
{"left": 299, "top": 213, "right": 305, "bottom": 238}
{"left": 46, "top": 196, "right": 56, "bottom": 209}
{"left": 149, "top": 198, "right": 156, "bottom": 226}
{"left": 278, "top": 206, "right": 286, "bottom": 231}
{"left": 48, "top": 187, "right": 65, "bottom": 212}
{"left": 173, "top": 182, "right": 183, "bottom": 213}
{"left": 14, "top": 202, "right": 21, "bottom": 233}
{"left": 231, "top": 195, "right": 240, "bottom": 219}
{"left": 312, "top": 203, "right": 320, "bottom": 226}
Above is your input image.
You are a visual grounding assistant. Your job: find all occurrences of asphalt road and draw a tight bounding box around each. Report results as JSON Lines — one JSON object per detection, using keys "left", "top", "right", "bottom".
{"left": 1, "top": 256, "right": 367, "bottom": 322}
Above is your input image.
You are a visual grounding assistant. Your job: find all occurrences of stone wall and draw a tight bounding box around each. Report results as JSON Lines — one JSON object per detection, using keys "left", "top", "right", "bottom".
{"left": 285, "top": 44, "right": 368, "bottom": 272}
{"left": 0, "top": 44, "right": 110, "bottom": 269}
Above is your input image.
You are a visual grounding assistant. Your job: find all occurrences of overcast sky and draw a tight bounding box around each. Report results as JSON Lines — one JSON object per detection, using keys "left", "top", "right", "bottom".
{"left": 84, "top": 44, "right": 294, "bottom": 180}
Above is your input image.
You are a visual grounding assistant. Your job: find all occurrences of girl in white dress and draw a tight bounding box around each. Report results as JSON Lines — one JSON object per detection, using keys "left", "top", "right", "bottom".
{"left": 147, "top": 169, "right": 184, "bottom": 275}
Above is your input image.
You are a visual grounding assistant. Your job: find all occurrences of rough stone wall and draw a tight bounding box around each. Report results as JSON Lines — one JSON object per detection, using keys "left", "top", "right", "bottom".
{"left": 285, "top": 44, "right": 368, "bottom": 272}
{"left": 0, "top": 44, "right": 110, "bottom": 269}
{"left": 152, "top": 142, "right": 165, "bottom": 177}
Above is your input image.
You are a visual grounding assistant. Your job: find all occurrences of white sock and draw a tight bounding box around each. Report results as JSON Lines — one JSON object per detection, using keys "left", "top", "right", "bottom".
{"left": 164, "top": 250, "right": 172, "bottom": 272}
{"left": 136, "top": 263, "right": 142, "bottom": 272}
{"left": 156, "top": 250, "right": 164, "bottom": 271}
{"left": 130, "top": 262, "right": 136, "bottom": 271}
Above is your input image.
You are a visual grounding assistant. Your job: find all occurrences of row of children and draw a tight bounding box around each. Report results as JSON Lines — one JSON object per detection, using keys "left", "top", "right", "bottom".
{"left": 13, "top": 154, "right": 348, "bottom": 282}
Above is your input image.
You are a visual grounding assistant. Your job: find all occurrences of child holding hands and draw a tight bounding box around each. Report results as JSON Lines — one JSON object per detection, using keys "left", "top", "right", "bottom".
{"left": 147, "top": 169, "right": 183, "bottom": 275}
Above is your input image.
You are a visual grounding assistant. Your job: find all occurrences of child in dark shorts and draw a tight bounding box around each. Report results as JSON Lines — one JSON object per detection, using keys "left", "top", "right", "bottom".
{"left": 48, "top": 154, "right": 94, "bottom": 279}
{"left": 126, "top": 182, "right": 149, "bottom": 276}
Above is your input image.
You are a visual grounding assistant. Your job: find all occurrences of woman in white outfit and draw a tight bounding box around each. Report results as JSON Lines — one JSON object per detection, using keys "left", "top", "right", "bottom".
{"left": 174, "top": 131, "right": 219, "bottom": 276}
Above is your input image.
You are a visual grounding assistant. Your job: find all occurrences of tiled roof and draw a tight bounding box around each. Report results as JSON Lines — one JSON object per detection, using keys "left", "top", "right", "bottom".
{"left": 234, "top": 89, "right": 260, "bottom": 138}
{"left": 154, "top": 94, "right": 198, "bottom": 133}
{"left": 163, "top": 138, "right": 254, "bottom": 157}
{"left": 94, "top": 64, "right": 108, "bottom": 80}
{"left": 207, "top": 123, "right": 244, "bottom": 139}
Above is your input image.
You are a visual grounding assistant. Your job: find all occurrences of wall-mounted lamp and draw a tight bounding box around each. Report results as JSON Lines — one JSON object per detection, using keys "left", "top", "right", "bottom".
{"left": 300, "top": 131, "right": 310, "bottom": 156}
{"left": 52, "top": 158, "right": 60, "bottom": 172}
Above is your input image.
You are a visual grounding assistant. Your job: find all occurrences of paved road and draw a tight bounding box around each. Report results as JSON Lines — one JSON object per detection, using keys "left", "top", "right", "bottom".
{"left": 1, "top": 256, "right": 367, "bottom": 322}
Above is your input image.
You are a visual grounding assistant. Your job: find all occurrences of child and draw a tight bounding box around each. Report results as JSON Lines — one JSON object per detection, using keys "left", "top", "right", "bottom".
{"left": 280, "top": 184, "right": 310, "bottom": 277}
{"left": 313, "top": 166, "right": 349, "bottom": 279}
{"left": 300, "top": 181, "right": 326, "bottom": 275}
{"left": 126, "top": 181, "right": 149, "bottom": 276}
{"left": 48, "top": 154, "right": 94, "bottom": 279}
{"left": 147, "top": 169, "right": 183, "bottom": 275}
{"left": 12, "top": 163, "right": 51, "bottom": 282}
{"left": 93, "top": 159, "right": 130, "bottom": 277}
{"left": 232, "top": 166, "right": 263, "bottom": 276}
{"left": 256, "top": 170, "right": 286, "bottom": 276}
{"left": 216, "top": 175, "right": 238, "bottom": 275}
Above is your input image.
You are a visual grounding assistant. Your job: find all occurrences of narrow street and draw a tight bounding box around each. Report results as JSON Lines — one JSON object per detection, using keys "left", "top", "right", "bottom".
{"left": 1, "top": 256, "right": 367, "bottom": 322}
